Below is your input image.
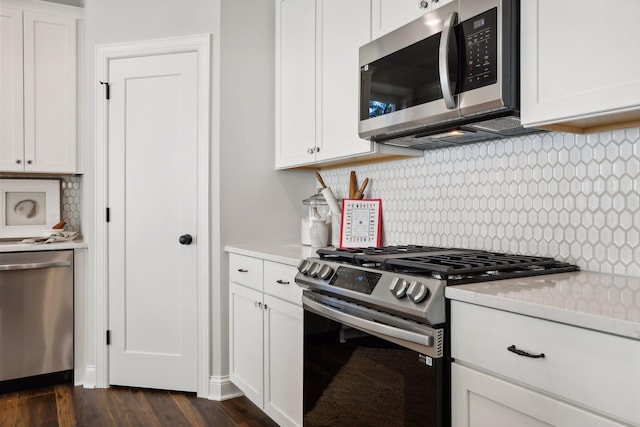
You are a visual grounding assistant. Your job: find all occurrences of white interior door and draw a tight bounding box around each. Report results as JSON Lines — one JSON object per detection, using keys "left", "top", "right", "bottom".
{"left": 107, "top": 51, "right": 198, "bottom": 392}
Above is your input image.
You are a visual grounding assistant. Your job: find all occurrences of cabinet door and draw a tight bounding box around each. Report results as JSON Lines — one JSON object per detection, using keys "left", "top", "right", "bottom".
{"left": 264, "top": 261, "right": 301, "bottom": 305}
{"left": 275, "top": 0, "right": 317, "bottom": 169}
{"left": 229, "top": 253, "right": 264, "bottom": 291}
{"left": 431, "top": 0, "right": 455, "bottom": 11}
{"left": 371, "top": 0, "right": 430, "bottom": 39}
{"left": 229, "top": 283, "right": 264, "bottom": 406}
{"left": 316, "top": 0, "right": 374, "bottom": 162}
{"left": 23, "top": 10, "right": 77, "bottom": 173}
{"left": 263, "top": 294, "right": 303, "bottom": 427}
{"left": 451, "top": 301, "right": 640, "bottom": 424}
{"left": 0, "top": 6, "right": 24, "bottom": 172}
{"left": 521, "top": 0, "right": 640, "bottom": 131}
{"left": 452, "top": 363, "right": 625, "bottom": 427}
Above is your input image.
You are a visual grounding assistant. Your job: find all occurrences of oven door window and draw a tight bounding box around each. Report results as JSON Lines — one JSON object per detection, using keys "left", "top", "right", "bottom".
{"left": 304, "top": 310, "right": 444, "bottom": 427}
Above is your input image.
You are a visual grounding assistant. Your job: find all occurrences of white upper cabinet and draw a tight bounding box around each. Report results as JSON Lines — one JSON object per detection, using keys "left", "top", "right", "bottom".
{"left": 275, "top": 0, "right": 420, "bottom": 170}
{"left": 521, "top": 0, "right": 640, "bottom": 133}
{"left": 275, "top": 0, "right": 316, "bottom": 168}
{"left": 0, "top": 3, "right": 79, "bottom": 174}
{"left": 371, "top": 0, "right": 454, "bottom": 39}
{"left": 1, "top": 6, "right": 25, "bottom": 172}
{"left": 316, "top": 0, "right": 372, "bottom": 161}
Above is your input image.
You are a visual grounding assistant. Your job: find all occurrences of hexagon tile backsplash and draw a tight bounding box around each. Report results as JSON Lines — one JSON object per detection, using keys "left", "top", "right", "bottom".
{"left": 320, "top": 127, "right": 640, "bottom": 277}
{"left": 62, "top": 176, "right": 81, "bottom": 233}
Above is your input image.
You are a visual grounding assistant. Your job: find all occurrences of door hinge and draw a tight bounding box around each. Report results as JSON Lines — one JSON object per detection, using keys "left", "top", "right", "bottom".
{"left": 99, "top": 81, "right": 110, "bottom": 100}
{"left": 106, "top": 207, "right": 110, "bottom": 222}
{"left": 106, "top": 330, "right": 111, "bottom": 345}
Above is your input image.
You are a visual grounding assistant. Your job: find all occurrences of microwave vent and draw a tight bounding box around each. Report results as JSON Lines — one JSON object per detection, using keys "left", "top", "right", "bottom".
{"left": 471, "top": 116, "right": 523, "bottom": 132}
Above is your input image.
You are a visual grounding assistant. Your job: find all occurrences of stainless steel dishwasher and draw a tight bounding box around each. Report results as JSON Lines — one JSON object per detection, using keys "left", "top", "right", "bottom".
{"left": 0, "top": 250, "right": 73, "bottom": 391}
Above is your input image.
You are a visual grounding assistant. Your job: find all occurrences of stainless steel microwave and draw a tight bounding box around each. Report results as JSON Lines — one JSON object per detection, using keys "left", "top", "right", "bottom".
{"left": 359, "top": 0, "right": 539, "bottom": 149}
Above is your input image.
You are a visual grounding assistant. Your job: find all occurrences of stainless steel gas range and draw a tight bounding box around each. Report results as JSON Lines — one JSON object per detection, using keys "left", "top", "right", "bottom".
{"left": 295, "top": 246, "right": 578, "bottom": 427}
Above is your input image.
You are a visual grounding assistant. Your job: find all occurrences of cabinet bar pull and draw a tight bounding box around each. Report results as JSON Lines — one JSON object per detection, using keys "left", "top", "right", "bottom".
{"left": 276, "top": 279, "right": 289, "bottom": 284}
{"left": 237, "top": 268, "right": 248, "bottom": 272}
{"left": 507, "top": 345, "right": 545, "bottom": 359}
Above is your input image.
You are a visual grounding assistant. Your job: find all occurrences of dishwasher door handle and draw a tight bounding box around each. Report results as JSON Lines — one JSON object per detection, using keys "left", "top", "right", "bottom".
{"left": 0, "top": 260, "right": 72, "bottom": 271}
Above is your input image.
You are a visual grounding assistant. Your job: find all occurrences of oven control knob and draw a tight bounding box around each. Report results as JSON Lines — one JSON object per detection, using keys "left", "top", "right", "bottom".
{"left": 407, "top": 281, "right": 429, "bottom": 303}
{"left": 308, "top": 262, "right": 322, "bottom": 277}
{"left": 318, "top": 264, "right": 334, "bottom": 280}
{"left": 297, "top": 260, "right": 312, "bottom": 275}
{"left": 389, "top": 277, "right": 409, "bottom": 298}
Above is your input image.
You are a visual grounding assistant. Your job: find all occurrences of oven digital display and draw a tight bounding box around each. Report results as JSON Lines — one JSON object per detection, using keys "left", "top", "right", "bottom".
{"left": 328, "top": 267, "right": 382, "bottom": 294}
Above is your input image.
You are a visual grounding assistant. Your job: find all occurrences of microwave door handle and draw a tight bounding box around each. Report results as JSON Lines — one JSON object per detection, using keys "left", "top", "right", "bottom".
{"left": 438, "top": 11, "right": 458, "bottom": 109}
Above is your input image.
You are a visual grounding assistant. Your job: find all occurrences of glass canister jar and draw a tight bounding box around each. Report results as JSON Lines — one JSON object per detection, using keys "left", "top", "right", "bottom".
{"left": 301, "top": 191, "right": 330, "bottom": 246}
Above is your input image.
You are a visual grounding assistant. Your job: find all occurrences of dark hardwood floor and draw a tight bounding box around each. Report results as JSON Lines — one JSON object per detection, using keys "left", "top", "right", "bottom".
{"left": 0, "top": 384, "right": 279, "bottom": 427}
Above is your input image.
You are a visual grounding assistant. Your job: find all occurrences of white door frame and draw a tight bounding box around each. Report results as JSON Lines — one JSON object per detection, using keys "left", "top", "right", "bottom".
{"left": 93, "top": 34, "right": 210, "bottom": 397}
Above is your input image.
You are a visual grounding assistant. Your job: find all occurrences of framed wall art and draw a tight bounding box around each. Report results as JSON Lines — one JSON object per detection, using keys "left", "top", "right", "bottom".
{"left": 340, "top": 199, "right": 382, "bottom": 248}
{"left": 0, "top": 179, "right": 61, "bottom": 239}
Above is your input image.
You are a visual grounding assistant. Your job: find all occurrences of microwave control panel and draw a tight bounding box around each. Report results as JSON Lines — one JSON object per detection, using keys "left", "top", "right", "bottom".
{"left": 459, "top": 8, "right": 498, "bottom": 92}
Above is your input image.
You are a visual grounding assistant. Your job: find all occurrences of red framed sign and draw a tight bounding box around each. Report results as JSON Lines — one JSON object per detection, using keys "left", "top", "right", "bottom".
{"left": 339, "top": 199, "right": 382, "bottom": 248}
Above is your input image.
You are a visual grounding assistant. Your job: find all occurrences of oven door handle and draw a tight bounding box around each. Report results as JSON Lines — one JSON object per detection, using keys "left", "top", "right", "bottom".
{"left": 302, "top": 295, "right": 433, "bottom": 348}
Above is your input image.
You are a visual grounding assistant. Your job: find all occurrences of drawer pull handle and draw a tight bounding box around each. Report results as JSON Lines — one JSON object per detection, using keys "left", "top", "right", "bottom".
{"left": 237, "top": 269, "right": 248, "bottom": 273}
{"left": 507, "top": 345, "right": 545, "bottom": 359}
{"left": 276, "top": 280, "right": 290, "bottom": 285}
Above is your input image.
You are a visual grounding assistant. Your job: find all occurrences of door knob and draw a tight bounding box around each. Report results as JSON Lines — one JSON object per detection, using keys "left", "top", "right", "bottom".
{"left": 179, "top": 234, "right": 193, "bottom": 245}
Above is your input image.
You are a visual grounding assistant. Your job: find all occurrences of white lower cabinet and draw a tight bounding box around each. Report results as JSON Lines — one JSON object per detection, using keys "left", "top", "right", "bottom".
{"left": 229, "top": 254, "right": 303, "bottom": 427}
{"left": 263, "top": 294, "right": 303, "bottom": 426}
{"left": 450, "top": 300, "right": 639, "bottom": 426}
{"left": 229, "top": 283, "right": 264, "bottom": 405}
{"left": 452, "top": 364, "right": 623, "bottom": 427}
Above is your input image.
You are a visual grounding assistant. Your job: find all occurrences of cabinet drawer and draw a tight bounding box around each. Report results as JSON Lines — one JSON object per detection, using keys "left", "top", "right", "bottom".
{"left": 229, "top": 254, "right": 263, "bottom": 291}
{"left": 451, "top": 301, "right": 640, "bottom": 425}
{"left": 264, "top": 261, "right": 301, "bottom": 306}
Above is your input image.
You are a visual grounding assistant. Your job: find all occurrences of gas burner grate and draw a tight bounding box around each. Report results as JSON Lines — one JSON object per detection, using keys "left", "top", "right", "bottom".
{"left": 315, "top": 246, "right": 579, "bottom": 284}
{"left": 316, "top": 245, "right": 448, "bottom": 263}
{"left": 359, "top": 245, "right": 448, "bottom": 255}
{"left": 385, "top": 252, "right": 579, "bottom": 280}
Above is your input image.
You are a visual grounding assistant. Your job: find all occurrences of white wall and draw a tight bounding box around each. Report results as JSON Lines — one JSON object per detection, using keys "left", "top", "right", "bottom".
{"left": 217, "top": 0, "right": 314, "bottom": 381}
{"left": 82, "top": 0, "right": 313, "bottom": 395}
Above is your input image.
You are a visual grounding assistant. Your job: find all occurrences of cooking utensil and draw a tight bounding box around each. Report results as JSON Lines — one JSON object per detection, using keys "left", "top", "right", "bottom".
{"left": 322, "top": 189, "right": 341, "bottom": 214}
{"left": 316, "top": 172, "right": 341, "bottom": 213}
{"left": 315, "top": 172, "right": 327, "bottom": 189}
{"left": 354, "top": 178, "right": 369, "bottom": 199}
{"left": 349, "top": 171, "right": 357, "bottom": 198}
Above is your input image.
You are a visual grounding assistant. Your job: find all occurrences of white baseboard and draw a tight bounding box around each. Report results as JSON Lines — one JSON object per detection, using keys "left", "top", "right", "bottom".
{"left": 82, "top": 365, "right": 97, "bottom": 389}
{"left": 208, "top": 375, "right": 243, "bottom": 401}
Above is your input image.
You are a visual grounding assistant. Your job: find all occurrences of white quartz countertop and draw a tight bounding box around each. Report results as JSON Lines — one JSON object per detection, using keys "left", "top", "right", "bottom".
{"left": 446, "top": 271, "right": 640, "bottom": 340}
{"left": 225, "top": 243, "right": 640, "bottom": 340}
{"left": 0, "top": 240, "right": 88, "bottom": 252}
{"left": 224, "top": 243, "right": 324, "bottom": 267}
